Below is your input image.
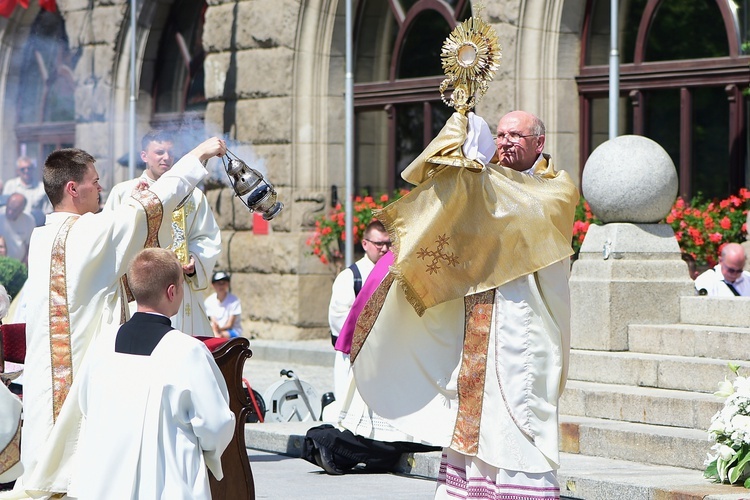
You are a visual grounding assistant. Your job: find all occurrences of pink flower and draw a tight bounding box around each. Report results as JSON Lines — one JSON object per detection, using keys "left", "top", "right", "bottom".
{"left": 709, "top": 232, "right": 723, "bottom": 243}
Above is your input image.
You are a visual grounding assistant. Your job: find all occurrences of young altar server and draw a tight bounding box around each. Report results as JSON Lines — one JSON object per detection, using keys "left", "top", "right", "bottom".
{"left": 72, "top": 248, "right": 235, "bottom": 499}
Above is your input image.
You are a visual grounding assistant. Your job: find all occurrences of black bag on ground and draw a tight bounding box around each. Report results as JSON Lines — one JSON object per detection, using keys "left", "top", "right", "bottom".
{"left": 301, "top": 424, "right": 440, "bottom": 474}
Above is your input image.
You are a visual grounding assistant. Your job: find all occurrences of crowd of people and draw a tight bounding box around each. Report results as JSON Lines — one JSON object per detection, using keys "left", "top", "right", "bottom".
{"left": 0, "top": 105, "right": 748, "bottom": 500}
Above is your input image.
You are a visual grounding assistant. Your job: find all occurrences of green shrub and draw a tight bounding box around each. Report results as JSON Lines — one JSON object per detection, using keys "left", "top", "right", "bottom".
{"left": 0, "top": 257, "right": 27, "bottom": 298}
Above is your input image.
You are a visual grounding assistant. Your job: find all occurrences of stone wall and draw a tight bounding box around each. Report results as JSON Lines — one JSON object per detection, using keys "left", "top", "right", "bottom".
{"left": 0, "top": 0, "right": 587, "bottom": 340}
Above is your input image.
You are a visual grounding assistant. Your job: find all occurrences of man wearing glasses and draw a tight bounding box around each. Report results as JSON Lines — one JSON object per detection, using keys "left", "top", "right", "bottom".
{"left": 494, "top": 110, "right": 547, "bottom": 172}
{"left": 695, "top": 242, "right": 750, "bottom": 296}
{"left": 328, "top": 220, "right": 391, "bottom": 407}
{"left": 2, "top": 156, "right": 52, "bottom": 226}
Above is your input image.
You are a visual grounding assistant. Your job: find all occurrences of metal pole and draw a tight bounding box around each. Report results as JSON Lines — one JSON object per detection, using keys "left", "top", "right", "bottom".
{"left": 609, "top": 0, "right": 619, "bottom": 140}
{"left": 128, "top": 0, "right": 137, "bottom": 179}
{"left": 344, "top": 0, "right": 354, "bottom": 266}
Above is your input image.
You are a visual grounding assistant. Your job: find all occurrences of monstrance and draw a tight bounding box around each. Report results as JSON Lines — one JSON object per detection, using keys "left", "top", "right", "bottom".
{"left": 439, "top": 15, "right": 502, "bottom": 114}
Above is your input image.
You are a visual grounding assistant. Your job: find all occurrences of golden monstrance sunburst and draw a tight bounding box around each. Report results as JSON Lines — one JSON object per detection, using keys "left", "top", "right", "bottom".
{"left": 439, "top": 16, "right": 502, "bottom": 113}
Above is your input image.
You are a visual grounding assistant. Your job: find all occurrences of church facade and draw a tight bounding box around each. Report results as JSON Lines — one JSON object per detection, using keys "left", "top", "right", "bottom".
{"left": 0, "top": 0, "right": 747, "bottom": 338}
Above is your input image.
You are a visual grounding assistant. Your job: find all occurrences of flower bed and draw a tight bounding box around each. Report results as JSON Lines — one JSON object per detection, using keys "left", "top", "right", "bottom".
{"left": 574, "top": 190, "right": 750, "bottom": 266}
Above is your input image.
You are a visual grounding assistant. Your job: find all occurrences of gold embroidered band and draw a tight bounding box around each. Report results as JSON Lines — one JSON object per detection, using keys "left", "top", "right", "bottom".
{"left": 120, "top": 187, "right": 165, "bottom": 323}
{"left": 349, "top": 273, "right": 395, "bottom": 364}
{"left": 130, "top": 188, "right": 163, "bottom": 249}
{"left": 49, "top": 215, "right": 78, "bottom": 422}
{"left": 0, "top": 416, "right": 21, "bottom": 475}
{"left": 450, "top": 289, "right": 494, "bottom": 455}
{"left": 170, "top": 205, "right": 189, "bottom": 265}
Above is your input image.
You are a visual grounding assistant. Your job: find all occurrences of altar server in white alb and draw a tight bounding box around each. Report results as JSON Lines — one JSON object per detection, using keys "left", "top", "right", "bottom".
{"left": 6, "top": 138, "right": 225, "bottom": 498}
{"left": 72, "top": 248, "right": 234, "bottom": 500}
{"left": 105, "top": 130, "right": 221, "bottom": 336}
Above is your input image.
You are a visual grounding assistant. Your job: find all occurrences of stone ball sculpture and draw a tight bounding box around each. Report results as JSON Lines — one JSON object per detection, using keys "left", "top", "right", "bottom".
{"left": 582, "top": 135, "right": 678, "bottom": 223}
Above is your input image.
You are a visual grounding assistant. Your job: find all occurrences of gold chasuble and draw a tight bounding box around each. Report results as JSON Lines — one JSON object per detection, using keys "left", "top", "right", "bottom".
{"left": 377, "top": 112, "right": 577, "bottom": 316}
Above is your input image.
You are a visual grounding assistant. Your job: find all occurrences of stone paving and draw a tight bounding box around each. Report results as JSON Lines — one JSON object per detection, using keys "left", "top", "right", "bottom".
{"left": 249, "top": 450, "right": 436, "bottom": 499}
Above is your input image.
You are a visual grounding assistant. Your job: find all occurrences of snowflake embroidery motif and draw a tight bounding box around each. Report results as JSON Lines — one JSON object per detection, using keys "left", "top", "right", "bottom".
{"left": 416, "top": 234, "right": 459, "bottom": 275}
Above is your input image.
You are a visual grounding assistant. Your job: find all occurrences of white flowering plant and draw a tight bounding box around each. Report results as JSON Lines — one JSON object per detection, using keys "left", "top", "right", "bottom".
{"left": 705, "top": 363, "right": 750, "bottom": 487}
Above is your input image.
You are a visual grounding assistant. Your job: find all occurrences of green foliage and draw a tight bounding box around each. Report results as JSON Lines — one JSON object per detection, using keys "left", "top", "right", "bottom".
{"left": 0, "top": 257, "right": 27, "bottom": 299}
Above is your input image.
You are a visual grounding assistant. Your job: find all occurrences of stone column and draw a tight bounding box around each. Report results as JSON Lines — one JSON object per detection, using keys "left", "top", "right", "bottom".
{"left": 570, "top": 135, "right": 693, "bottom": 351}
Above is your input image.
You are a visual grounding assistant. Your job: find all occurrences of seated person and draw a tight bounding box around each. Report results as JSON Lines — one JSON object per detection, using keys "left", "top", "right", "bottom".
{"left": 72, "top": 248, "right": 235, "bottom": 499}
{"left": 205, "top": 271, "right": 243, "bottom": 338}
{"left": 695, "top": 243, "right": 750, "bottom": 296}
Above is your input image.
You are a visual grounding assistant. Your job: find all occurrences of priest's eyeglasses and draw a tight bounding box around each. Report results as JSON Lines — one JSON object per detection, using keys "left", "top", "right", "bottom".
{"left": 496, "top": 132, "right": 537, "bottom": 144}
{"left": 365, "top": 239, "right": 392, "bottom": 249}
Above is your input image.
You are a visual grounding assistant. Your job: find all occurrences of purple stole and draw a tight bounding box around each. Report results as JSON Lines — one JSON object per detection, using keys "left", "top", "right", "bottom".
{"left": 335, "top": 251, "right": 394, "bottom": 354}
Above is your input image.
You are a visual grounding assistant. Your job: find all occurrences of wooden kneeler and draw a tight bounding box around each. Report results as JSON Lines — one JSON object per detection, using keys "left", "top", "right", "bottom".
{"left": 204, "top": 337, "right": 256, "bottom": 500}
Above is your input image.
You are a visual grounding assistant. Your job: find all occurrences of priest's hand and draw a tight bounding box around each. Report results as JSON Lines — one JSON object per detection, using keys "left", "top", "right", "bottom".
{"left": 183, "top": 255, "right": 196, "bottom": 276}
{"left": 131, "top": 179, "right": 149, "bottom": 195}
{"left": 191, "top": 137, "right": 227, "bottom": 163}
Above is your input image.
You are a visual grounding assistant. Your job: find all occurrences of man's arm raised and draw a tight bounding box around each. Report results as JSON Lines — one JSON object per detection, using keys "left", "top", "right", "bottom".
{"left": 189, "top": 137, "right": 227, "bottom": 164}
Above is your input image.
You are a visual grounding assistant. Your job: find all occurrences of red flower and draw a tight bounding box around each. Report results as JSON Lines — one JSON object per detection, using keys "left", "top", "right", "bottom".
{"left": 720, "top": 217, "right": 732, "bottom": 230}
{"left": 709, "top": 232, "right": 723, "bottom": 243}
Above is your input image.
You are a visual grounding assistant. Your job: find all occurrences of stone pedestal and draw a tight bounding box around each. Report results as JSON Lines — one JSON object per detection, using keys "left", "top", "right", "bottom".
{"left": 570, "top": 223, "right": 694, "bottom": 351}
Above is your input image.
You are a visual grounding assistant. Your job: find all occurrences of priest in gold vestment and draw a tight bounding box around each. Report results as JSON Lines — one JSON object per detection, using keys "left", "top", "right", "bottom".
{"left": 3, "top": 138, "right": 226, "bottom": 499}
{"left": 105, "top": 130, "right": 221, "bottom": 337}
{"left": 350, "top": 111, "right": 577, "bottom": 499}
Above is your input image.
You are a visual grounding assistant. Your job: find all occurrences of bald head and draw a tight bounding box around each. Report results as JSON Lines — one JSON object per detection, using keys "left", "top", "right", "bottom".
{"left": 5, "top": 193, "right": 27, "bottom": 221}
{"left": 720, "top": 243, "right": 747, "bottom": 283}
{"left": 495, "top": 111, "right": 546, "bottom": 172}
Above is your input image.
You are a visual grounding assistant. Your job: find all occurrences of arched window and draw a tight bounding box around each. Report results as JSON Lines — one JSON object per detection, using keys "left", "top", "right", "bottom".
{"left": 148, "top": 0, "right": 207, "bottom": 143}
{"left": 354, "top": 0, "right": 470, "bottom": 194}
{"left": 15, "top": 9, "right": 76, "bottom": 164}
{"left": 578, "top": 0, "right": 750, "bottom": 199}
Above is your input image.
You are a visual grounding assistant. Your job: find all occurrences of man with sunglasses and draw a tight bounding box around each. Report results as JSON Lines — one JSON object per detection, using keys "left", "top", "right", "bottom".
{"left": 2, "top": 156, "right": 52, "bottom": 226}
{"left": 695, "top": 242, "right": 750, "bottom": 296}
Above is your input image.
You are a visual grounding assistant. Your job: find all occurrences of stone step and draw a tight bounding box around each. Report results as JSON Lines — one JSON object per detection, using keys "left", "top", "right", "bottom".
{"left": 680, "top": 296, "right": 750, "bottom": 328}
{"left": 560, "top": 415, "right": 709, "bottom": 470}
{"left": 629, "top": 323, "right": 750, "bottom": 360}
{"left": 569, "top": 349, "right": 750, "bottom": 393}
{"left": 561, "top": 380, "right": 722, "bottom": 429}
